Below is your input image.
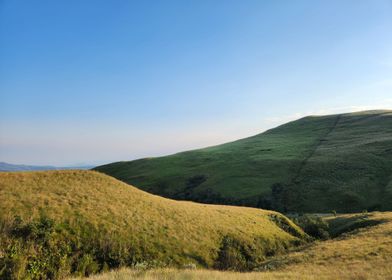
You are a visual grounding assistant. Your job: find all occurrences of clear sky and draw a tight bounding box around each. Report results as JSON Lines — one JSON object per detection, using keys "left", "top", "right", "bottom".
{"left": 1, "top": 0, "right": 391, "bottom": 166}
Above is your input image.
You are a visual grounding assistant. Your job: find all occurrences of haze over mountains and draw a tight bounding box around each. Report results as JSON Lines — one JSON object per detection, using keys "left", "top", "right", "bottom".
{"left": 95, "top": 110, "right": 392, "bottom": 213}
{"left": 0, "top": 162, "right": 94, "bottom": 172}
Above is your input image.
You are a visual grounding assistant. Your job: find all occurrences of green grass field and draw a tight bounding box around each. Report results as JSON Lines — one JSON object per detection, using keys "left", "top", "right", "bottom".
{"left": 0, "top": 170, "right": 305, "bottom": 279}
{"left": 95, "top": 110, "right": 392, "bottom": 213}
{"left": 70, "top": 212, "right": 392, "bottom": 280}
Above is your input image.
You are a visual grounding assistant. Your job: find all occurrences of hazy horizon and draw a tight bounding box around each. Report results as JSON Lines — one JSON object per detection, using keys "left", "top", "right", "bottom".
{"left": 1, "top": 0, "right": 392, "bottom": 166}
{"left": 1, "top": 108, "right": 391, "bottom": 167}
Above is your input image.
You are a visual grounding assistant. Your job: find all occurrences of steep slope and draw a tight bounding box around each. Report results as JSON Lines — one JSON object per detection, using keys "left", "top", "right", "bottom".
{"left": 0, "top": 171, "right": 305, "bottom": 279}
{"left": 95, "top": 110, "right": 392, "bottom": 212}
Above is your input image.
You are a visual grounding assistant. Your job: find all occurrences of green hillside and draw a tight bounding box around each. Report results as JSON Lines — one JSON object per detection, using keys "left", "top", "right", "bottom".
{"left": 95, "top": 110, "right": 392, "bottom": 213}
{"left": 0, "top": 171, "right": 305, "bottom": 279}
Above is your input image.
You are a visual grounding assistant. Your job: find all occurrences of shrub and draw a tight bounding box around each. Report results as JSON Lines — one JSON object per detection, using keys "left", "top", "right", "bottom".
{"left": 75, "top": 254, "right": 100, "bottom": 277}
{"left": 0, "top": 215, "right": 142, "bottom": 279}
{"left": 214, "top": 236, "right": 249, "bottom": 271}
{"left": 293, "top": 215, "right": 329, "bottom": 240}
{"left": 214, "top": 236, "right": 268, "bottom": 271}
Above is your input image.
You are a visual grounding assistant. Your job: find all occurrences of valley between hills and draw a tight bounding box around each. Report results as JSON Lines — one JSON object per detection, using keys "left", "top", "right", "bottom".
{"left": 1, "top": 110, "right": 392, "bottom": 279}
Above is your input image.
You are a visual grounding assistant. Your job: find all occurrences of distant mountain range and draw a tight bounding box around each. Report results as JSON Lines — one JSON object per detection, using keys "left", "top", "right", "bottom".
{"left": 0, "top": 162, "right": 94, "bottom": 172}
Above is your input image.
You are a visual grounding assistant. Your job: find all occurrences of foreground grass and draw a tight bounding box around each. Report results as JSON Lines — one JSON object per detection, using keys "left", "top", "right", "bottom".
{"left": 72, "top": 212, "right": 392, "bottom": 280}
{"left": 95, "top": 110, "right": 392, "bottom": 213}
{"left": 72, "top": 265, "right": 392, "bottom": 280}
{"left": 0, "top": 171, "right": 305, "bottom": 279}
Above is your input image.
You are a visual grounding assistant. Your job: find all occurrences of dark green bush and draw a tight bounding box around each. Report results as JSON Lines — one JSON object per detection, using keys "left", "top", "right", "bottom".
{"left": 213, "top": 235, "right": 278, "bottom": 271}
{"left": 0, "top": 215, "right": 157, "bottom": 280}
{"left": 293, "top": 215, "right": 329, "bottom": 240}
{"left": 76, "top": 254, "right": 100, "bottom": 277}
{"left": 214, "top": 236, "right": 252, "bottom": 271}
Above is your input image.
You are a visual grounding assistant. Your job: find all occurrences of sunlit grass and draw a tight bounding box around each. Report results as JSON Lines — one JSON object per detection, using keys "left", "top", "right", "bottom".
{"left": 0, "top": 170, "right": 305, "bottom": 278}
{"left": 71, "top": 212, "right": 392, "bottom": 280}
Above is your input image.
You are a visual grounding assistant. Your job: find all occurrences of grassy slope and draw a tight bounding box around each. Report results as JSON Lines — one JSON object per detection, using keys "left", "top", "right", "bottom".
{"left": 0, "top": 171, "right": 305, "bottom": 278}
{"left": 72, "top": 212, "right": 392, "bottom": 280}
{"left": 95, "top": 110, "right": 392, "bottom": 212}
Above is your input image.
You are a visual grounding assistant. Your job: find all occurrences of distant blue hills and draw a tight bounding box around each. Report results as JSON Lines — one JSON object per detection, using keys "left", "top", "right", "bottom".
{"left": 0, "top": 162, "right": 94, "bottom": 172}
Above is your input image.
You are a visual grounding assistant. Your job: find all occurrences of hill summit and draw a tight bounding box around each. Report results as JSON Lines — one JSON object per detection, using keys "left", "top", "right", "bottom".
{"left": 95, "top": 110, "right": 392, "bottom": 213}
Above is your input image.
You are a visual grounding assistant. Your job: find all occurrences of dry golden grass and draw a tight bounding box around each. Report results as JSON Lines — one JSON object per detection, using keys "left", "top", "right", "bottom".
{"left": 71, "top": 212, "right": 392, "bottom": 280}
{"left": 71, "top": 265, "right": 392, "bottom": 280}
{"left": 0, "top": 170, "right": 304, "bottom": 270}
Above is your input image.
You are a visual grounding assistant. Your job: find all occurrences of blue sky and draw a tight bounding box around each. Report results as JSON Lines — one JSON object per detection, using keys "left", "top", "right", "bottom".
{"left": 1, "top": 0, "right": 391, "bottom": 166}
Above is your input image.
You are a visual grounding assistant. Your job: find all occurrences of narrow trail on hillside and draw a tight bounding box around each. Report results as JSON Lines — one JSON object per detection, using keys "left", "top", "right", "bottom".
{"left": 292, "top": 114, "right": 342, "bottom": 184}
{"left": 379, "top": 168, "right": 392, "bottom": 208}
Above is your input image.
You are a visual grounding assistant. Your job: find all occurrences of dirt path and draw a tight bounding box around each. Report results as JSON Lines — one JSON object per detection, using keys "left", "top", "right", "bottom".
{"left": 292, "top": 114, "right": 342, "bottom": 184}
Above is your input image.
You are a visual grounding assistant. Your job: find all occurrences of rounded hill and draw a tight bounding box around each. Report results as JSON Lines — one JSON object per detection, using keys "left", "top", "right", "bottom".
{"left": 0, "top": 170, "right": 305, "bottom": 278}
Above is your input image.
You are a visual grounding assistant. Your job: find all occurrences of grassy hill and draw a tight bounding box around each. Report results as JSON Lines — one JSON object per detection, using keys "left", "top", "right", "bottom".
{"left": 71, "top": 212, "right": 392, "bottom": 280}
{"left": 0, "top": 170, "right": 305, "bottom": 279}
{"left": 95, "top": 110, "right": 392, "bottom": 213}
